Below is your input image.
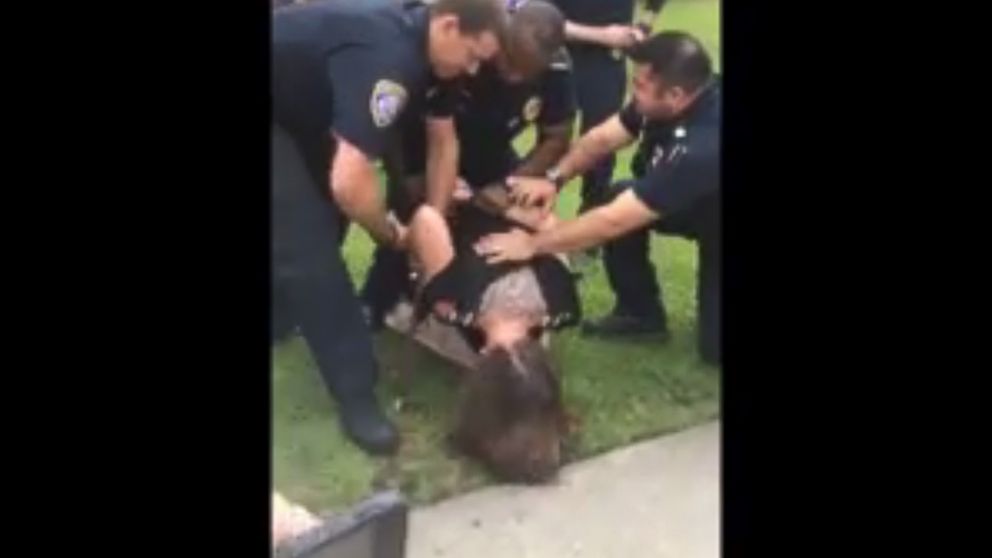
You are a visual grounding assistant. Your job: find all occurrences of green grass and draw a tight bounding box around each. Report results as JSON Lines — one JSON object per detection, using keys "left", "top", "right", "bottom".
{"left": 273, "top": 0, "right": 721, "bottom": 514}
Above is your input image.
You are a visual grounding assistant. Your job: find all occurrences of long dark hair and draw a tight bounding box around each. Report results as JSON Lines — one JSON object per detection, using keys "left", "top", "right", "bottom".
{"left": 452, "top": 337, "right": 567, "bottom": 483}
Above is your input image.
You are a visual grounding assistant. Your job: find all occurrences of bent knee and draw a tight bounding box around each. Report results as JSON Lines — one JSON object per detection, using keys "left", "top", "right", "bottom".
{"left": 410, "top": 204, "right": 446, "bottom": 234}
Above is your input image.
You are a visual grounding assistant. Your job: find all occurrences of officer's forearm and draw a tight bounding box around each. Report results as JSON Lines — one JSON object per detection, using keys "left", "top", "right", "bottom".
{"left": 425, "top": 118, "right": 459, "bottom": 215}
{"left": 333, "top": 176, "right": 394, "bottom": 246}
{"left": 564, "top": 21, "right": 614, "bottom": 47}
{"left": 514, "top": 123, "right": 572, "bottom": 177}
{"left": 471, "top": 184, "right": 545, "bottom": 231}
{"left": 554, "top": 117, "right": 632, "bottom": 184}
{"left": 532, "top": 206, "right": 626, "bottom": 256}
{"left": 330, "top": 142, "right": 395, "bottom": 246}
{"left": 533, "top": 190, "right": 657, "bottom": 255}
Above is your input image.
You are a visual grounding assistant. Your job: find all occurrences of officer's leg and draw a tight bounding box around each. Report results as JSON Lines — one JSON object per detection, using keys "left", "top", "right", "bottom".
{"left": 360, "top": 245, "right": 411, "bottom": 330}
{"left": 271, "top": 278, "right": 297, "bottom": 344}
{"left": 272, "top": 125, "right": 398, "bottom": 454}
{"left": 583, "top": 180, "right": 669, "bottom": 338}
{"left": 573, "top": 51, "right": 627, "bottom": 215}
{"left": 604, "top": 182, "right": 667, "bottom": 323}
{"left": 697, "top": 235, "right": 721, "bottom": 365}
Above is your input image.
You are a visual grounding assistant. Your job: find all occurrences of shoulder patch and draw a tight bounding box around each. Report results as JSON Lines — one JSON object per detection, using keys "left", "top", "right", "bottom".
{"left": 370, "top": 79, "right": 408, "bottom": 128}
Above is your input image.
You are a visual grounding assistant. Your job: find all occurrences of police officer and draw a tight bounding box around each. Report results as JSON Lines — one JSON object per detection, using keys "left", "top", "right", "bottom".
{"left": 361, "top": 0, "right": 575, "bottom": 327}
{"left": 475, "top": 32, "right": 721, "bottom": 365}
{"left": 271, "top": 0, "right": 508, "bottom": 455}
{"left": 552, "top": 0, "right": 668, "bottom": 216}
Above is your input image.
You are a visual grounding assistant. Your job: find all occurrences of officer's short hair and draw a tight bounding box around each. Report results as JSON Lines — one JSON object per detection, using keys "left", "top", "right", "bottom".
{"left": 430, "top": 0, "right": 510, "bottom": 36}
{"left": 627, "top": 31, "right": 713, "bottom": 94}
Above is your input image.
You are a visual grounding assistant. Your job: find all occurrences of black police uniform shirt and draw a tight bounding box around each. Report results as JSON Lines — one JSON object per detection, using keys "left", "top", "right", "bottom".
{"left": 272, "top": 0, "right": 440, "bottom": 188}
{"left": 550, "top": 0, "right": 667, "bottom": 27}
{"left": 618, "top": 79, "right": 720, "bottom": 240}
{"left": 400, "top": 52, "right": 577, "bottom": 189}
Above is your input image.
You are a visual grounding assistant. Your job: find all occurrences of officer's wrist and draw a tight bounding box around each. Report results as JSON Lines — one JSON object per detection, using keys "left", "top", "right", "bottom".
{"left": 545, "top": 166, "right": 568, "bottom": 192}
{"left": 375, "top": 216, "right": 400, "bottom": 249}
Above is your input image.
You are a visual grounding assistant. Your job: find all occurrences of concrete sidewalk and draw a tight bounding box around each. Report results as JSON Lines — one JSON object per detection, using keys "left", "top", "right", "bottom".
{"left": 406, "top": 421, "right": 720, "bottom": 558}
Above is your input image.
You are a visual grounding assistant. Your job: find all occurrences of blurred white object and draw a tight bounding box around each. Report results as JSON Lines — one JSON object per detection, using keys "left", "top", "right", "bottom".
{"left": 273, "top": 492, "right": 320, "bottom": 548}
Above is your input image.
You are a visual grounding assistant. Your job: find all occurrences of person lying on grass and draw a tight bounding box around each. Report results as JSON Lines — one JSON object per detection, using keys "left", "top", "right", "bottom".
{"left": 401, "top": 182, "right": 580, "bottom": 483}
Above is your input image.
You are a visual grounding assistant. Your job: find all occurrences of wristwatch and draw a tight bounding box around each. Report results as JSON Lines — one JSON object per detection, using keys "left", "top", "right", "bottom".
{"left": 384, "top": 213, "right": 403, "bottom": 249}
{"left": 545, "top": 166, "right": 567, "bottom": 191}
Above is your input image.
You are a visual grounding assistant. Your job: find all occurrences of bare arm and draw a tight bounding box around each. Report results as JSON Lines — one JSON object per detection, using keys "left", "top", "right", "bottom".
{"left": 472, "top": 183, "right": 546, "bottom": 231}
{"left": 424, "top": 116, "right": 459, "bottom": 215}
{"left": 564, "top": 21, "right": 640, "bottom": 49}
{"left": 503, "top": 115, "right": 635, "bottom": 213}
{"left": 475, "top": 190, "right": 659, "bottom": 264}
{"left": 554, "top": 115, "right": 636, "bottom": 184}
{"left": 330, "top": 136, "right": 401, "bottom": 248}
{"left": 513, "top": 121, "right": 573, "bottom": 178}
{"left": 534, "top": 190, "right": 657, "bottom": 254}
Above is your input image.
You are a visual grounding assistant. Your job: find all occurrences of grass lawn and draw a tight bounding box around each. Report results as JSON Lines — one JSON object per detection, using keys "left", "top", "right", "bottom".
{"left": 273, "top": 0, "right": 721, "bottom": 514}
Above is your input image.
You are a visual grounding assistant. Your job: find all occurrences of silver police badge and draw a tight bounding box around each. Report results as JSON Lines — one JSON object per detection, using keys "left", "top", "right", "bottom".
{"left": 370, "top": 79, "right": 408, "bottom": 128}
{"left": 522, "top": 96, "right": 543, "bottom": 122}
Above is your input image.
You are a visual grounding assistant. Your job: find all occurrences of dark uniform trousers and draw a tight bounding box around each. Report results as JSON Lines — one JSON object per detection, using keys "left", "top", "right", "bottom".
{"left": 603, "top": 180, "right": 721, "bottom": 364}
{"left": 570, "top": 45, "right": 627, "bottom": 213}
{"left": 272, "top": 124, "right": 378, "bottom": 400}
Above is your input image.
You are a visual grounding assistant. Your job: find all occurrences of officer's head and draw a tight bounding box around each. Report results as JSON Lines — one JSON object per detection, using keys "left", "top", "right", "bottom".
{"left": 453, "top": 337, "right": 569, "bottom": 484}
{"left": 627, "top": 31, "right": 713, "bottom": 121}
{"left": 428, "top": 0, "right": 509, "bottom": 79}
{"left": 497, "top": 0, "right": 566, "bottom": 83}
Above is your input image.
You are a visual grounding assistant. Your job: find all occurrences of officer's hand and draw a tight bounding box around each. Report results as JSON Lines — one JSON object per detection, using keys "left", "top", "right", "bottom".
{"left": 392, "top": 222, "right": 410, "bottom": 251}
{"left": 506, "top": 176, "right": 556, "bottom": 215}
{"left": 474, "top": 228, "right": 537, "bottom": 264}
{"left": 635, "top": 11, "right": 657, "bottom": 39}
{"left": 386, "top": 213, "right": 410, "bottom": 251}
{"left": 600, "top": 25, "right": 641, "bottom": 49}
{"left": 452, "top": 177, "right": 473, "bottom": 204}
{"left": 632, "top": 25, "right": 649, "bottom": 42}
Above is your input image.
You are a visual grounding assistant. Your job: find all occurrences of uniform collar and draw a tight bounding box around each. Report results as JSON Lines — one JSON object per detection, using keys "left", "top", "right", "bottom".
{"left": 649, "top": 77, "right": 719, "bottom": 131}
{"left": 673, "top": 78, "right": 719, "bottom": 126}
